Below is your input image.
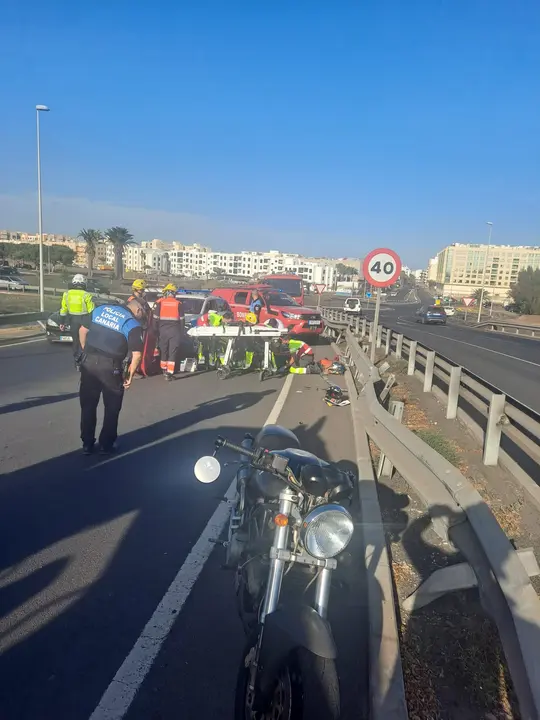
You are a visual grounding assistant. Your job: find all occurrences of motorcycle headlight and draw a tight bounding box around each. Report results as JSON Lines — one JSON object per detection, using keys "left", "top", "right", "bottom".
{"left": 301, "top": 505, "right": 354, "bottom": 559}
{"left": 47, "top": 319, "right": 59, "bottom": 327}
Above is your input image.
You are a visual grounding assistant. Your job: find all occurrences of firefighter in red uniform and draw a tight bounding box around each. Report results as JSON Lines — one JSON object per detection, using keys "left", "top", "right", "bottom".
{"left": 154, "top": 284, "right": 184, "bottom": 380}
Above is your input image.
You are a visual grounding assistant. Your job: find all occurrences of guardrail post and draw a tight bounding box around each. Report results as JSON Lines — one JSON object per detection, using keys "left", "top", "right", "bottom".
{"left": 407, "top": 340, "right": 417, "bottom": 375}
{"left": 385, "top": 328, "right": 392, "bottom": 357}
{"left": 368, "top": 322, "right": 374, "bottom": 342}
{"left": 395, "top": 334, "right": 403, "bottom": 359}
{"left": 446, "top": 366, "right": 462, "bottom": 419}
{"left": 376, "top": 325, "right": 382, "bottom": 348}
{"left": 361, "top": 317, "right": 367, "bottom": 338}
{"left": 355, "top": 316, "right": 360, "bottom": 335}
{"left": 483, "top": 393, "right": 506, "bottom": 466}
{"left": 378, "top": 400, "right": 404, "bottom": 478}
{"left": 423, "top": 351, "right": 436, "bottom": 392}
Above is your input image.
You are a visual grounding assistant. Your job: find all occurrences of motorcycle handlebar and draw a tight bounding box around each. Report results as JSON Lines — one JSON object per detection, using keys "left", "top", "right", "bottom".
{"left": 215, "top": 436, "right": 258, "bottom": 460}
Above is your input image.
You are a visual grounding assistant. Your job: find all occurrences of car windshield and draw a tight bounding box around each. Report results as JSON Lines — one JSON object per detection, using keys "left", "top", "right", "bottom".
{"left": 264, "top": 292, "right": 301, "bottom": 307}
{"left": 180, "top": 298, "right": 205, "bottom": 314}
{"left": 346, "top": 299, "right": 359, "bottom": 307}
{"left": 264, "top": 278, "right": 302, "bottom": 296}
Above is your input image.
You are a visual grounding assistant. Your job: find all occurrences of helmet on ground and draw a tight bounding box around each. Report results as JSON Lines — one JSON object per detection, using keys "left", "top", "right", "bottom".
{"left": 163, "top": 283, "right": 177, "bottom": 295}
{"left": 264, "top": 318, "right": 278, "bottom": 329}
{"left": 328, "top": 362, "right": 346, "bottom": 375}
{"left": 245, "top": 312, "right": 257, "bottom": 324}
{"left": 222, "top": 311, "right": 233, "bottom": 321}
{"left": 72, "top": 273, "right": 87, "bottom": 288}
{"left": 132, "top": 278, "right": 147, "bottom": 291}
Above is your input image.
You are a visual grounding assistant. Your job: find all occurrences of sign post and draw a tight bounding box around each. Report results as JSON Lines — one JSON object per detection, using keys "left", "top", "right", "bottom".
{"left": 314, "top": 283, "right": 326, "bottom": 307}
{"left": 363, "top": 248, "right": 402, "bottom": 363}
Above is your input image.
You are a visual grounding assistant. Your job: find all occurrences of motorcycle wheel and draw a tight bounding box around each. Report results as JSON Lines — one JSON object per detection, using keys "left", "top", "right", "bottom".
{"left": 235, "top": 637, "right": 340, "bottom": 720}
{"left": 259, "top": 369, "right": 271, "bottom": 382}
{"left": 216, "top": 366, "right": 230, "bottom": 380}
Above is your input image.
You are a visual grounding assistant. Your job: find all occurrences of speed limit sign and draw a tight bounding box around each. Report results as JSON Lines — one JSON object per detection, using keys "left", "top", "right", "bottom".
{"left": 363, "top": 248, "right": 402, "bottom": 288}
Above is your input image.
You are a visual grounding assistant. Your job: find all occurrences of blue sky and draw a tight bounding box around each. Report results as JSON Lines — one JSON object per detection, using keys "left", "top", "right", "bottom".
{"left": 1, "top": 0, "right": 539, "bottom": 267}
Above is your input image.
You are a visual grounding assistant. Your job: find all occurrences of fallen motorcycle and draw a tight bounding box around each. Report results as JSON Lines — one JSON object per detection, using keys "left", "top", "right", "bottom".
{"left": 194, "top": 426, "right": 356, "bottom": 719}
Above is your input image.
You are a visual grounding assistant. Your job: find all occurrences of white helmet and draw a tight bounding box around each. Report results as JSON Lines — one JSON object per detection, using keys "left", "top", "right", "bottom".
{"left": 72, "top": 273, "right": 87, "bottom": 287}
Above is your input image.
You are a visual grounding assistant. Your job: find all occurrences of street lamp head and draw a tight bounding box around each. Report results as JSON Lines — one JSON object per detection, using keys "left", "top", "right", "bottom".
{"left": 486, "top": 221, "right": 493, "bottom": 226}
{"left": 36, "top": 105, "right": 50, "bottom": 112}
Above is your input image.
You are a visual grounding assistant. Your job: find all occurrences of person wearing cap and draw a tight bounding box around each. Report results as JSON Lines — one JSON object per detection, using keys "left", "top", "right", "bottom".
{"left": 59, "top": 273, "right": 95, "bottom": 362}
{"left": 154, "top": 284, "right": 184, "bottom": 380}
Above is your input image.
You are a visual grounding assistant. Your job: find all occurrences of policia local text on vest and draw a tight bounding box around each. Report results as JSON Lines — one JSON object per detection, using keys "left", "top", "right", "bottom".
{"left": 78, "top": 300, "right": 144, "bottom": 455}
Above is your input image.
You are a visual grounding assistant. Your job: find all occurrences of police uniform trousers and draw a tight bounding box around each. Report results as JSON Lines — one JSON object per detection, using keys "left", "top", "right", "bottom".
{"left": 80, "top": 353, "right": 124, "bottom": 449}
{"left": 69, "top": 315, "right": 86, "bottom": 359}
{"left": 158, "top": 321, "right": 182, "bottom": 374}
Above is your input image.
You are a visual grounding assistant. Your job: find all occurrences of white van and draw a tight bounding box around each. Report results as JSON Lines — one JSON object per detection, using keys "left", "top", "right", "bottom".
{"left": 344, "top": 297, "right": 362, "bottom": 314}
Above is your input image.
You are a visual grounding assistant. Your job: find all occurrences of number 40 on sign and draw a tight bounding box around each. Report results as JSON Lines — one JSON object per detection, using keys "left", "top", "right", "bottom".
{"left": 363, "top": 248, "right": 402, "bottom": 288}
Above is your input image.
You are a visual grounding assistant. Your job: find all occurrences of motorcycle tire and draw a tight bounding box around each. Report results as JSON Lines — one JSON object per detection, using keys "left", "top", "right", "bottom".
{"left": 234, "top": 635, "right": 340, "bottom": 720}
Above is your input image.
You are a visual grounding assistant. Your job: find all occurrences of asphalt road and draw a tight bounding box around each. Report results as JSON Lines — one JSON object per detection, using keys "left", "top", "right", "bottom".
{"left": 327, "top": 288, "right": 540, "bottom": 413}
{"left": 382, "top": 300, "right": 540, "bottom": 412}
{"left": 0, "top": 339, "right": 368, "bottom": 720}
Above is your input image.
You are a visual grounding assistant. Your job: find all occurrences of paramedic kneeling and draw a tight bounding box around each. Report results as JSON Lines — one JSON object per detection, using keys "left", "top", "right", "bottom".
{"left": 78, "top": 299, "right": 144, "bottom": 455}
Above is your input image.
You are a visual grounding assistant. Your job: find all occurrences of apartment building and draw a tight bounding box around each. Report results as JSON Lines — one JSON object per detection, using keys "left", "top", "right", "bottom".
{"left": 434, "top": 243, "right": 540, "bottom": 299}
{"left": 143, "top": 241, "right": 336, "bottom": 286}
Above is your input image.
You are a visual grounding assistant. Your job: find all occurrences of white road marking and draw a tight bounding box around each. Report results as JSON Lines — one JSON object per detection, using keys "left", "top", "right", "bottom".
{"left": 0, "top": 336, "right": 46, "bottom": 350}
{"left": 88, "top": 373, "right": 294, "bottom": 720}
{"left": 395, "top": 320, "right": 540, "bottom": 369}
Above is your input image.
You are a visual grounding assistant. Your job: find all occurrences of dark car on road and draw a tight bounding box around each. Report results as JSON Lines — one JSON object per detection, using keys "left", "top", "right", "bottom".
{"left": 45, "top": 296, "right": 111, "bottom": 343}
{"left": 415, "top": 305, "right": 447, "bottom": 325}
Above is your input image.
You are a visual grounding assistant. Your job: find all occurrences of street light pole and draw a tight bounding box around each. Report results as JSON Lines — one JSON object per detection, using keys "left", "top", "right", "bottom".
{"left": 477, "top": 221, "right": 493, "bottom": 323}
{"left": 36, "top": 104, "right": 50, "bottom": 313}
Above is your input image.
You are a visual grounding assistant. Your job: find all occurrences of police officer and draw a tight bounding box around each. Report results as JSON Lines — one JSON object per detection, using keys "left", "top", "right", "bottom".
{"left": 154, "top": 284, "right": 184, "bottom": 380}
{"left": 78, "top": 299, "right": 144, "bottom": 455}
{"left": 59, "top": 274, "right": 95, "bottom": 361}
{"left": 249, "top": 289, "right": 263, "bottom": 321}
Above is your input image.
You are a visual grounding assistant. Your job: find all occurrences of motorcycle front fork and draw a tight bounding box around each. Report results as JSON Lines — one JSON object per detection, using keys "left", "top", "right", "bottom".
{"left": 247, "top": 487, "right": 336, "bottom": 696}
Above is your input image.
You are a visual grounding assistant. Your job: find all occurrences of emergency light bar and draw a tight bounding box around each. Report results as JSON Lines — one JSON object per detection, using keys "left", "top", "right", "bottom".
{"left": 176, "top": 288, "right": 211, "bottom": 295}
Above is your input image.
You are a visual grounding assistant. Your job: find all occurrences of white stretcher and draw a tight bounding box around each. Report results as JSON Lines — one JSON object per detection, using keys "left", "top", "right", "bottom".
{"left": 187, "top": 324, "right": 288, "bottom": 374}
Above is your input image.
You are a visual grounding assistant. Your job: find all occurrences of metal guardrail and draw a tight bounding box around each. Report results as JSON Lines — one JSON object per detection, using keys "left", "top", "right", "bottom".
{"left": 476, "top": 320, "right": 540, "bottom": 338}
{"left": 322, "top": 308, "right": 540, "bottom": 512}
{"left": 322, "top": 307, "right": 540, "bottom": 719}
{"left": 0, "top": 311, "right": 47, "bottom": 327}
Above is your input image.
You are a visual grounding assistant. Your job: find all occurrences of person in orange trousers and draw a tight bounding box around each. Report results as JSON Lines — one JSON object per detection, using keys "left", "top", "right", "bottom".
{"left": 154, "top": 284, "right": 184, "bottom": 380}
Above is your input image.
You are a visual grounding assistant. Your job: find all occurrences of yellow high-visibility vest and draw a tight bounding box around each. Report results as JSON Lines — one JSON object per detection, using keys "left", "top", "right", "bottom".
{"left": 60, "top": 289, "right": 95, "bottom": 316}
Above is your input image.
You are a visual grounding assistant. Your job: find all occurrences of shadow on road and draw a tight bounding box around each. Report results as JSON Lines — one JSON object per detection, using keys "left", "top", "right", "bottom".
{"left": 0, "top": 385, "right": 277, "bottom": 720}
{"left": 0, "top": 392, "right": 79, "bottom": 415}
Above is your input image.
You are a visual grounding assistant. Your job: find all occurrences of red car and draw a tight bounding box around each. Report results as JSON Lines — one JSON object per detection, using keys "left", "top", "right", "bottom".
{"left": 212, "top": 285, "right": 323, "bottom": 338}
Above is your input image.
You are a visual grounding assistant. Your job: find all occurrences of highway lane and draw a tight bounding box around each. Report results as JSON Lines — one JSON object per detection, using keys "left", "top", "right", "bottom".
{"left": 364, "top": 302, "right": 540, "bottom": 411}
{"left": 0, "top": 343, "right": 287, "bottom": 720}
{"left": 0, "top": 339, "right": 369, "bottom": 720}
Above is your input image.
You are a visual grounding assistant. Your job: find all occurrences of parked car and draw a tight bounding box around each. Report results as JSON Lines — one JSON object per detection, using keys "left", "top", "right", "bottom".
{"left": 45, "top": 312, "right": 73, "bottom": 343}
{"left": 443, "top": 306, "right": 455, "bottom": 316}
{"left": 0, "top": 273, "right": 28, "bottom": 290}
{"left": 344, "top": 297, "right": 363, "bottom": 315}
{"left": 415, "top": 305, "right": 447, "bottom": 325}
{"left": 176, "top": 292, "right": 231, "bottom": 327}
{"left": 212, "top": 285, "right": 323, "bottom": 337}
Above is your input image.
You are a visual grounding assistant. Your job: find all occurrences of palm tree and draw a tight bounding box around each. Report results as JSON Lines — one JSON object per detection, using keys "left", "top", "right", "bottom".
{"left": 78, "top": 228, "right": 104, "bottom": 277}
{"left": 105, "top": 227, "right": 134, "bottom": 279}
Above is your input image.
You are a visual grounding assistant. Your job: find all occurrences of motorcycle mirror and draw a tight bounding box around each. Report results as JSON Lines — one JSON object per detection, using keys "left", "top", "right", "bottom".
{"left": 194, "top": 456, "right": 221, "bottom": 483}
